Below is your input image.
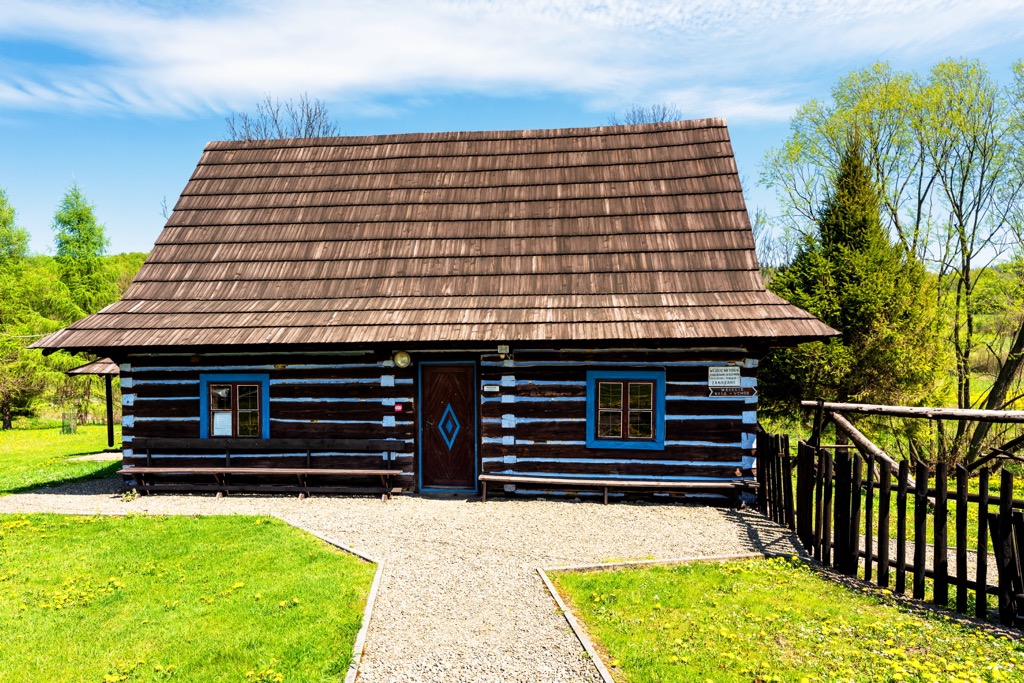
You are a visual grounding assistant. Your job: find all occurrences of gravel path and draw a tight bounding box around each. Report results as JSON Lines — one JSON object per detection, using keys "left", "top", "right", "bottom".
{"left": 0, "top": 479, "right": 801, "bottom": 682}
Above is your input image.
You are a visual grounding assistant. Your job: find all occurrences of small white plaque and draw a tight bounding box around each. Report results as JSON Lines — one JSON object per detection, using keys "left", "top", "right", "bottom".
{"left": 708, "top": 366, "right": 741, "bottom": 387}
{"left": 212, "top": 412, "right": 233, "bottom": 436}
{"left": 497, "top": 345, "right": 510, "bottom": 354}
{"left": 483, "top": 385, "right": 500, "bottom": 392}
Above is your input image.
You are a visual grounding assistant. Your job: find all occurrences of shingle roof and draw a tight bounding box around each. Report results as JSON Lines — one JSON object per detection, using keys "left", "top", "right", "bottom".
{"left": 33, "top": 118, "right": 837, "bottom": 353}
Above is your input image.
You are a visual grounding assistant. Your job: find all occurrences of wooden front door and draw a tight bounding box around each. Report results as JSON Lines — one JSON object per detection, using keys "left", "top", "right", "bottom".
{"left": 420, "top": 364, "right": 477, "bottom": 490}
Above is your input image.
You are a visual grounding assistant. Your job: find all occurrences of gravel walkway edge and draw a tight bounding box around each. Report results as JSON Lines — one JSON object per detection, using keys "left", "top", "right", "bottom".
{"left": 302, "top": 530, "right": 384, "bottom": 683}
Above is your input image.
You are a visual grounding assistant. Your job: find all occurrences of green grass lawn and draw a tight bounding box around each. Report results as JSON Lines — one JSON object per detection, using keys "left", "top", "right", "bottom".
{"left": 0, "top": 514, "right": 376, "bottom": 682}
{"left": 0, "top": 425, "right": 122, "bottom": 495}
{"left": 552, "top": 556, "right": 1024, "bottom": 683}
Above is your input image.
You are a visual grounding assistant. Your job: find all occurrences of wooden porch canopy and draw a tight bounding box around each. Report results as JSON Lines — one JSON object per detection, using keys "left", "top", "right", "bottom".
{"left": 67, "top": 357, "right": 119, "bottom": 448}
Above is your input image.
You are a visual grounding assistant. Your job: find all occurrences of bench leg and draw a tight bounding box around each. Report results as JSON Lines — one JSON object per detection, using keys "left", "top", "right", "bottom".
{"left": 603, "top": 487, "right": 609, "bottom": 505}
{"left": 482, "top": 480, "right": 488, "bottom": 503}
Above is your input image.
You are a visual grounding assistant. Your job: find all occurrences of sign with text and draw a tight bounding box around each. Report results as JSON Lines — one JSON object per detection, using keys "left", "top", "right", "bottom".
{"left": 709, "top": 386, "right": 757, "bottom": 398}
{"left": 708, "top": 366, "right": 741, "bottom": 387}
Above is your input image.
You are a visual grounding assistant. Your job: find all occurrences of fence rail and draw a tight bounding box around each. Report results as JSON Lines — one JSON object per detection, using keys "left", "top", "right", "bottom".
{"left": 757, "top": 432, "right": 1024, "bottom": 628}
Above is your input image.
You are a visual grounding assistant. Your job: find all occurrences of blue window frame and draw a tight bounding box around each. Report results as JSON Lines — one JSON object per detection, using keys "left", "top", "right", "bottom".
{"left": 586, "top": 370, "right": 665, "bottom": 450}
{"left": 199, "top": 374, "right": 270, "bottom": 439}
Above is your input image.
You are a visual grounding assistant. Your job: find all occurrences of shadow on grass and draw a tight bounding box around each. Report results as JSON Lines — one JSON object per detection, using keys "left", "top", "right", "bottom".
{"left": 726, "top": 508, "right": 1024, "bottom": 640}
{"left": 1, "top": 461, "right": 121, "bottom": 496}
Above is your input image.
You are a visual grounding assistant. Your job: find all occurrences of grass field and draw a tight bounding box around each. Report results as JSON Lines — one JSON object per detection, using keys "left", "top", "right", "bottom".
{"left": 0, "top": 425, "right": 121, "bottom": 495}
{"left": 0, "top": 513, "right": 376, "bottom": 682}
{"left": 552, "top": 556, "right": 1024, "bottom": 683}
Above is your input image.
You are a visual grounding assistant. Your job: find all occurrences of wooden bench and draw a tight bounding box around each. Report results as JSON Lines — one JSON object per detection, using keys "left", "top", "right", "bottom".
{"left": 478, "top": 473, "right": 755, "bottom": 507}
{"left": 123, "top": 437, "right": 408, "bottom": 500}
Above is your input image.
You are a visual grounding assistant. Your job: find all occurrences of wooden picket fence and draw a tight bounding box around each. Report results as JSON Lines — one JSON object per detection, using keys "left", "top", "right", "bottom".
{"left": 757, "top": 432, "right": 1024, "bottom": 628}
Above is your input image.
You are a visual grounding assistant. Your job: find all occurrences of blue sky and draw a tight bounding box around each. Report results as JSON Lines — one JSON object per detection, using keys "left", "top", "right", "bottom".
{"left": 1, "top": 0, "right": 1023, "bottom": 255}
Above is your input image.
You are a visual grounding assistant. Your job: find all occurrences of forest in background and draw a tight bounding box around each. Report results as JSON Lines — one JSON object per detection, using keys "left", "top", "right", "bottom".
{"left": 757, "top": 57, "right": 1024, "bottom": 466}
{"left": 0, "top": 184, "right": 145, "bottom": 429}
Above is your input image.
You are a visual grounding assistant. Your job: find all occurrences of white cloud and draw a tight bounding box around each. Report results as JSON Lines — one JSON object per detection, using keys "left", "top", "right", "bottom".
{"left": 0, "top": 0, "right": 1022, "bottom": 122}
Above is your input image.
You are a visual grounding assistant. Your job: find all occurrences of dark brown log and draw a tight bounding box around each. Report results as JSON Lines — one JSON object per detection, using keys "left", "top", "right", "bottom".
{"left": 272, "top": 402, "right": 401, "bottom": 421}
{"left": 913, "top": 460, "right": 928, "bottom": 600}
{"left": 849, "top": 452, "right": 863, "bottom": 577}
{"left": 834, "top": 448, "right": 851, "bottom": 574}
{"left": 132, "top": 420, "right": 200, "bottom": 439}
{"left": 479, "top": 460, "right": 741, "bottom": 479}
{"left": 864, "top": 453, "right": 874, "bottom": 582}
{"left": 782, "top": 441, "right": 796, "bottom": 531}
{"left": 756, "top": 432, "right": 768, "bottom": 515}
{"left": 132, "top": 399, "right": 202, "bottom": 419}
{"left": 803, "top": 400, "right": 1024, "bottom": 424}
{"left": 976, "top": 467, "right": 990, "bottom": 619}
{"left": 508, "top": 349, "right": 749, "bottom": 364}
{"left": 896, "top": 460, "right": 909, "bottom": 595}
{"left": 132, "top": 437, "right": 407, "bottom": 451}
{"left": 813, "top": 442, "right": 825, "bottom": 561}
{"left": 105, "top": 375, "right": 115, "bottom": 448}
{"left": 133, "top": 383, "right": 201, "bottom": 399}
{"left": 828, "top": 412, "right": 906, "bottom": 482}
{"left": 933, "top": 462, "right": 949, "bottom": 608}
{"left": 822, "top": 449, "right": 834, "bottom": 567}
{"left": 475, "top": 440, "right": 749, "bottom": 462}
{"left": 997, "top": 469, "right": 1015, "bottom": 626}
{"left": 877, "top": 459, "right": 891, "bottom": 589}
{"left": 955, "top": 465, "right": 969, "bottom": 613}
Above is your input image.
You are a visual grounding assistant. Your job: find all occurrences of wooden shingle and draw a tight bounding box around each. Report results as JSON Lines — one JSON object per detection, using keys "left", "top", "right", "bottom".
{"left": 33, "top": 118, "right": 836, "bottom": 354}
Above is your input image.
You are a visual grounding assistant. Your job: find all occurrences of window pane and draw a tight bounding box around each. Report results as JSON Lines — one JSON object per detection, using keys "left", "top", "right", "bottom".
{"left": 237, "top": 385, "right": 259, "bottom": 411}
{"left": 237, "top": 411, "right": 260, "bottom": 437}
{"left": 598, "top": 410, "right": 622, "bottom": 438}
{"left": 599, "top": 382, "right": 622, "bottom": 409}
{"left": 210, "top": 385, "right": 232, "bottom": 410}
{"left": 211, "top": 411, "right": 233, "bottom": 436}
{"left": 629, "top": 410, "right": 653, "bottom": 438}
{"left": 629, "top": 382, "right": 653, "bottom": 410}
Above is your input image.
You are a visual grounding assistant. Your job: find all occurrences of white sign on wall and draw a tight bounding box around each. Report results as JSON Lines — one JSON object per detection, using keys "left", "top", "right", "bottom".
{"left": 708, "top": 366, "right": 741, "bottom": 387}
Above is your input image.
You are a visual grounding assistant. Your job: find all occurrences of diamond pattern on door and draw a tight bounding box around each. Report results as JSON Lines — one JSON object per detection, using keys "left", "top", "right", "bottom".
{"left": 439, "top": 403, "right": 461, "bottom": 450}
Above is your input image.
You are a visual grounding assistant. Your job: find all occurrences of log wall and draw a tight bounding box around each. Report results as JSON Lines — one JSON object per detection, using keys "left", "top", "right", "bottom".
{"left": 478, "top": 347, "right": 758, "bottom": 498}
{"left": 119, "top": 345, "right": 758, "bottom": 497}
{"left": 120, "top": 349, "right": 416, "bottom": 489}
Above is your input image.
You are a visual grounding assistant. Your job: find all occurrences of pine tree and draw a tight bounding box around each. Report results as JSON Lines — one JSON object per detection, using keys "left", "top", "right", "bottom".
{"left": 760, "top": 135, "right": 940, "bottom": 417}
{"left": 52, "top": 184, "right": 116, "bottom": 315}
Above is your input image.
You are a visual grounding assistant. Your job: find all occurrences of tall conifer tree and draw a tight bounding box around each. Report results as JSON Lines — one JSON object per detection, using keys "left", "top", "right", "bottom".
{"left": 52, "top": 184, "right": 116, "bottom": 315}
{"left": 760, "top": 135, "right": 939, "bottom": 416}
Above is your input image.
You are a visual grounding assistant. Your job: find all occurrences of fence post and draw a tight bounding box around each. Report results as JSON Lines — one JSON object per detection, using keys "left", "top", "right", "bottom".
{"left": 849, "top": 452, "right": 864, "bottom": 576}
{"left": 782, "top": 438, "right": 796, "bottom": 532}
{"left": 822, "top": 449, "right": 834, "bottom": 567}
{"left": 896, "top": 460, "right": 909, "bottom": 595}
{"left": 976, "top": 468, "right": 989, "bottom": 619}
{"left": 878, "top": 459, "right": 891, "bottom": 589}
{"left": 756, "top": 431, "right": 768, "bottom": 515}
{"left": 955, "top": 465, "right": 968, "bottom": 614}
{"left": 864, "top": 453, "right": 875, "bottom": 582}
{"left": 771, "top": 437, "right": 782, "bottom": 524}
{"left": 997, "top": 469, "right": 1015, "bottom": 626}
{"left": 913, "top": 460, "right": 928, "bottom": 600}
{"left": 933, "top": 462, "right": 948, "bottom": 608}
{"left": 834, "top": 448, "right": 851, "bottom": 575}
{"left": 814, "top": 444, "right": 825, "bottom": 562}
{"left": 796, "top": 442, "right": 810, "bottom": 549}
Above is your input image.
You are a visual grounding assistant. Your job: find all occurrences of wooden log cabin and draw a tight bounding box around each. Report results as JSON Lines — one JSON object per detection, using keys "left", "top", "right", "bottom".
{"left": 33, "top": 118, "right": 836, "bottom": 502}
